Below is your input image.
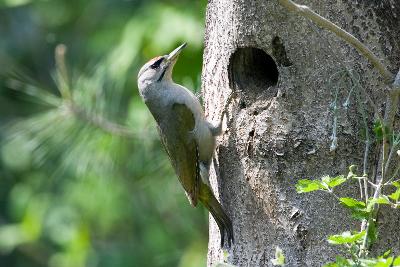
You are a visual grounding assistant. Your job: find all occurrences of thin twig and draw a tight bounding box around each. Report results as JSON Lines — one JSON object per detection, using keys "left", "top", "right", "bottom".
{"left": 384, "top": 91, "right": 399, "bottom": 136}
{"left": 365, "top": 179, "right": 377, "bottom": 188}
{"left": 54, "top": 44, "right": 141, "bottom": 139}
{"left": 348, "top": 69, "right": 370, "bottom": 201}
{"left": 386, "top": 178, "right": 400, "bottom": 186}
{"left": 55, "top": 44, "right": 72, "bottom": 100}
{"left": 359, "top": 182, "right": 382, "bottom": 257}
{"left": 385, "top": 165, "right": 400, "bottom": 186}
{"left": 384, "top": 69, "right": 400, "bottom": 140}
{"left": 394, "top": 69, "right": 400, "bottom": 91}
{"left": 359, "top": 113, "right": 389, "bottom": 256}
{"left": 359, "top": 69, "right": 400, "bottom": 256}
{"left": 66, "top": 102, "right": 137, "bottom": 138}
{"left": 384, "top": 136, "right": 400, "bottom": 176}
{"left": 328, "top": 70, "right": 347, "bottom": 152}
{"left": 379, "top": 69, "right": 400, "bottom": 186}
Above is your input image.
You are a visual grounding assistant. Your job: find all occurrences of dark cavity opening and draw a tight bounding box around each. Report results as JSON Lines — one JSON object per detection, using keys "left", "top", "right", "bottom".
{"left": 228, "top": 47, "right": 279, "bottom": 101}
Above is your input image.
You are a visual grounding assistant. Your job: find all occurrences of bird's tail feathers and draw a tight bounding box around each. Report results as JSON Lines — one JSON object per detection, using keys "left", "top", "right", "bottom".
{"left": 200, "top": 185, "right": 234, "bottom": 248}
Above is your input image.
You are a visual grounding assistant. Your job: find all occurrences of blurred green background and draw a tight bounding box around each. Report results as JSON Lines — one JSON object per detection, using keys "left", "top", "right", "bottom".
{"left": 0, "top": 0, "right": 208, "bottom": 266}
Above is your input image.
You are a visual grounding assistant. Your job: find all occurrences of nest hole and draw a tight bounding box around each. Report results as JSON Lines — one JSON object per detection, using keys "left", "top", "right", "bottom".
{"left": 228, "top": 47, "right": 279, "bottom": 100}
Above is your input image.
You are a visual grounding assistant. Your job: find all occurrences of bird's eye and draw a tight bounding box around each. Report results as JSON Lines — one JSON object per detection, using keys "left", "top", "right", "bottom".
{"left": 150, "top": 57, "right": 164, "bottom": 69}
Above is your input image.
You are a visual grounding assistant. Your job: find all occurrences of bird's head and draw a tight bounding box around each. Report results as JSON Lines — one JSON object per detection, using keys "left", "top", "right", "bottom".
{"left": 137, "top": 43, "right": 186, "bottom": 92}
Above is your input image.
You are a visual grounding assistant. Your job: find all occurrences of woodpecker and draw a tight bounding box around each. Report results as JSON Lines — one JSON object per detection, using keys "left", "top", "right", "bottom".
{"left": 137, "top": 43, "right": 234, "bottom": 247}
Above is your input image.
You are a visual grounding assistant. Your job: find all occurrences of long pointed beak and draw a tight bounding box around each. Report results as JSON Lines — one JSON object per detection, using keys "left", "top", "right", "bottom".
{"left": 167, "top": 43, "right": 187, "bottom": 62}
{"left": 157, "top": 43, "right": 186, "bottom": 82}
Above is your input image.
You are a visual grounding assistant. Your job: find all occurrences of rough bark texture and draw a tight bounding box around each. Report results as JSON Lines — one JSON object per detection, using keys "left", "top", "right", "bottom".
{"left": 201, "top": 0, "right": 400, "bottom": 266}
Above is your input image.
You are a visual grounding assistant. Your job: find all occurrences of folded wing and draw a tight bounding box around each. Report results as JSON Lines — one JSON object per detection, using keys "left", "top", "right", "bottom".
{"left": 157, "top": 103, "right": 200, "bottom": 206}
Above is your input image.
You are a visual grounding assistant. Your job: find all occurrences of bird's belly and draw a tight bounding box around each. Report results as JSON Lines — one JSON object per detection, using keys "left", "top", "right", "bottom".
{"left": 195, "top": 122, "right": 215, "bottom": 163}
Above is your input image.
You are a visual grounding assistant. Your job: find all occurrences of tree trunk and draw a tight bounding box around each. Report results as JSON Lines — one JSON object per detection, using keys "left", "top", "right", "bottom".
{"left": 201, "top": 0, "right": 400, "bottom": 266}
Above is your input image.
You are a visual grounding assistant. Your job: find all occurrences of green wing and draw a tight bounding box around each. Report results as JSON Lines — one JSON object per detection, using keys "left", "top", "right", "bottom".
{"left": 157, "top": 103, "right": 200, "bottom": 207}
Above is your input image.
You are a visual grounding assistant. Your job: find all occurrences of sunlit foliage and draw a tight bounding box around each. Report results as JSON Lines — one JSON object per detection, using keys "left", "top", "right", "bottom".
{"left": 0, "top": 0, "right": 208, "bottom": 266}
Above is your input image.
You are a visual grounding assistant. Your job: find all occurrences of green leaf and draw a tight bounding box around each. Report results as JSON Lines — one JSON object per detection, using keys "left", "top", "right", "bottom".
{"left": 271, "top": 246, "right": 285, "bottom": 266}
{"left": 359, "top": 257, "right": 393, "bottom": 267}
{"left": 374, "top": 120, "right": 383, "bottom": 140}
{"left": 321, "top": 176, "right": 330, "bottom": 184}
{"left": 393, "top": 181, "right": 400, "bottom": 188}
{"left": 327, "top": 176, "right": 346, "bottom": 188}
{"left": 374, "top": 196, "right": 391, "bottom": 204}
{"left": 367, "top": 196, "right": 392, "bottom": 211}
{"left": 382, "top": 249, "right": 392, "bottom": 258}
{"left": 323, "top": 256, "right": 353, "bottom": 267}
{"left": 393, "top": 256, "right": 400, "bottom": 266}
{"left": 373, "top": 120, "right": 390, "bottom": 141}
{"left": 327, "top": 231, "right": 366, "bottom": 245}
{"left": 389, "top": 188, "right": 400, "bottom": 201}
{"left": 296, "top": 179, "right": 324, "bottom": 193}
{"left": 321, "top": 175, "right": 346, "bottom": 188}
{"left": 296, "top": 176, "right": 345, "bottom": 194}
{"left": 340, "top": 197, "right": 365, "bottom": 208}
{"left": 339, "top": 197, "right": 369, "bottom": 219}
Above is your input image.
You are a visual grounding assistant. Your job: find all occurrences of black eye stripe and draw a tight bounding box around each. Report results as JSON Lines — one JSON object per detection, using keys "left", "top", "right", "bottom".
{"left": 150, "top": 58, "right": 164, "bottom": 69}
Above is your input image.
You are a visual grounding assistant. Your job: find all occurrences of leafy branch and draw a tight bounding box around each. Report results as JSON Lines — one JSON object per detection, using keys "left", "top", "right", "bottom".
{"left": 277, "top": 0, "right": 400, "bottom": 263}
{"left": 54, "top": 44, "right": 138, "bottom": 138}
{"left": 296, "top": 168, "right": 400, "bottom": 266}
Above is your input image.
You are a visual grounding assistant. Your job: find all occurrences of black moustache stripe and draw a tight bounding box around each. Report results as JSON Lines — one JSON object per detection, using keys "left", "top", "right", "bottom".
{"left": 157, "top": 68, "right": 167, "bottom": 82}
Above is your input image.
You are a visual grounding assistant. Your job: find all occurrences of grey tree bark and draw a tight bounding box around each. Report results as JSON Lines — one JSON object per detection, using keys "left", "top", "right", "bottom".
{"left": 201, "top": 0, "right": 400, "bottom": 266}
